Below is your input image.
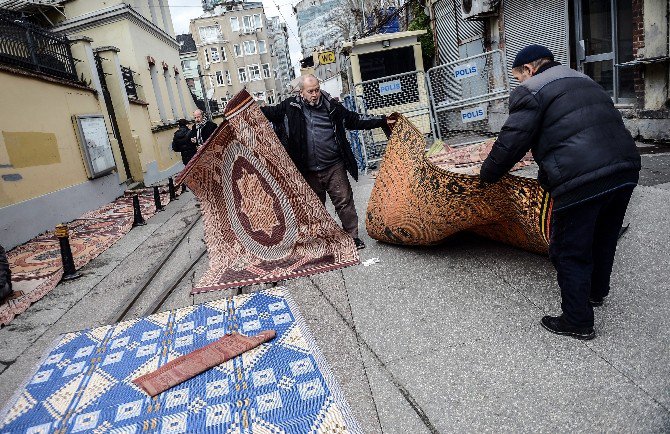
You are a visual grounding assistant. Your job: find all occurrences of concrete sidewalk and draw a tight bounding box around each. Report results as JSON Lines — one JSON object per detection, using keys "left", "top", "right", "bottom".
{"left": 1, "top": 169, "right": 669, "bottom": 432}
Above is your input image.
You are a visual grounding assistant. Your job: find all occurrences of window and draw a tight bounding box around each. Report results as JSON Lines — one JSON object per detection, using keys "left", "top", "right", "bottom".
{"left": 242, "top": 15, "right": 253, "bottom": 32}
{"left": 225, "top": 70, "right": 231, "bottom": 84}
{"left": 267, "top": 90, "right": 275, "bottom": 104}
{"left": 262, "top": 63, "right": 271, "bottom": 79}
{"left": 220, "top": 47, "right": 227, "bottom": 61}
{"left": 210, "top": 47, "right": 221, "bottom": 62}
{"left": 243, "top": 40, "right": 256, "bottom": 55}
{"left": 215, "top": 71, "right": 224, "bottom": 86}
{"left": 198, "top": 26, "right": 219, "bottom": 44}
{"left": 181, "top": 59, "right": 196, "bottom": 70}
{"left": 233, "top": 44, "right": 242, "bottom": 57}
{"left": 238, "top": 67, "right": 247, "bottom": 82}
{"left": 204, "top": 48, "right": 210, "bottom": 63}
{"left": 258, "top": 40, "right": 267, "bottom": 54}
{"left": 248, "top": 64, "right": 261, "bottom": 81}
{"left": 219, "top": 97, "right": 228, "bottom": 107}
{"left": 254, "top": 14, "right": 262, "bottom": 29}
{"left": 230, "top": 16, "right": 239, "bottom": 32}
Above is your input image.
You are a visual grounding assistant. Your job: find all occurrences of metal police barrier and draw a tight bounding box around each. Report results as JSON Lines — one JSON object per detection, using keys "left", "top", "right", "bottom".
{"left": 352, "top": 70, "right": 433, "bottom": 170}
{"left": 426, "top": 50, "right": 509, "bottom": 147}
{"left": 343, "top": 94, "right": 367, "bottom": 172}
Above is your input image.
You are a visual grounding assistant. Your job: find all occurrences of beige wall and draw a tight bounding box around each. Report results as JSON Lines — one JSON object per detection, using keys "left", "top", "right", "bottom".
{"left": 0, "top": 72, "right": 117, "bottom": 207}
{"left": 62, "top": 0, "right": 174, "bottom": 37}
{"left": 64, "top": 16, "right": 192, "bottom": 182}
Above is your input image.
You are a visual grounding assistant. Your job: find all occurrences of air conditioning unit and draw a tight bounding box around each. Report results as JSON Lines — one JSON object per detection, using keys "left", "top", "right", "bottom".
{"left": 461, "top": 0, "right": 499, "bottom": 20}
{"left": 204, "top": 62, "right": 211, "bottom": 70}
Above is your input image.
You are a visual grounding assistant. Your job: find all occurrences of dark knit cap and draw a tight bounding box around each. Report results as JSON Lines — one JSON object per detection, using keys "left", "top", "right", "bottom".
{"left": 512, "top": 44, "right": 554, "bottom": 68}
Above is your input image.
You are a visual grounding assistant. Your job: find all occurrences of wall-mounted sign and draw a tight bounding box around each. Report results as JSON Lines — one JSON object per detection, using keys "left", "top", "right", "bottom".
{"left": 74, "top": 114, "right": 116, "bottom": 178}
{"left": 461, "top": 105, "right": 487, "bottom": 123}
{"left": 378, "top": 79, "right": 402, "bottom": 96}
{"left": 318, "top": 51, "right": 336, "bottom": 65}
{"left": 453, "top": 63, "right": 479, "bottom": 80}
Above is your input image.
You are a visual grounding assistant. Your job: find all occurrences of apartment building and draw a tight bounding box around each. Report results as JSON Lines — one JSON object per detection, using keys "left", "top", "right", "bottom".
{"left": 267, "top": 16, "right": 296, "bottom": 100}
{"left": 190, "top": 2, "right": 280, "bottom": 109}
{"left": 177, "top": 33, "right": 204, "bottom": 100}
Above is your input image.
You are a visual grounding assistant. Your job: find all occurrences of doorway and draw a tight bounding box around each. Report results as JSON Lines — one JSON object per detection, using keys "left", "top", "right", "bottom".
{"left": 573, "top": 0, "right": 635, "bottom": 103}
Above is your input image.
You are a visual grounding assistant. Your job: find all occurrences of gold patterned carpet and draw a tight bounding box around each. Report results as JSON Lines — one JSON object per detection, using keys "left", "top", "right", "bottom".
{"left": 366, "top": 114, "right": 552, "bottom": 254}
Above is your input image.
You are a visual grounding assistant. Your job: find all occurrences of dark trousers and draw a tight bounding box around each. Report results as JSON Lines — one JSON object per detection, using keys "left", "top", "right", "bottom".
{"left": 549, "top": 186, "right": 635, "bottom": 328}
{"left": 181, "top": 149, "right": 196, "bottom": 165}
{"left": 303, "top": 162, "right": 359, "bottom": 238}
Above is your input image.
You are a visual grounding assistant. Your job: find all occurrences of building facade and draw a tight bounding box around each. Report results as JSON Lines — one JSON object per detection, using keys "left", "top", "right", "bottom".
{"left": 0, "top": 0, "right": 195, "bottom": 248}
{"left": 178, "top": 33, "right": 204, "bottom": 100}
{"left": 190, "top": 2, "right": 280, "bottom": 110}
{"left": 267, "top": 16, "right": 296, "bottom": 100}
{"left": 429, "top": 0, "right": 669, "bottom": 141}
{"left": 294, "top": 0, "right": 345, "bottom": 58}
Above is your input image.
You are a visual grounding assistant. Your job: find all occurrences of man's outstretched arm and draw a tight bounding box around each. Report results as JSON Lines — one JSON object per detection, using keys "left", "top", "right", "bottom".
{"left": 480, "top": 87, "right": 541, "bottom": 184}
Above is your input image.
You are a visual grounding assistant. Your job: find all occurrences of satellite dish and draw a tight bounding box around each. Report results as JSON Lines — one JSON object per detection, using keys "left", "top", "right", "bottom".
{"left": 206, "top": 88, "right": 215, "bottom": 99}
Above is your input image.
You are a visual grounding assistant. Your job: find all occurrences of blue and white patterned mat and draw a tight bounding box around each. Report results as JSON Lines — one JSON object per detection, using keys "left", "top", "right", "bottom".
{"left": 0, "top": 287, "right": 362, "bottom": 433}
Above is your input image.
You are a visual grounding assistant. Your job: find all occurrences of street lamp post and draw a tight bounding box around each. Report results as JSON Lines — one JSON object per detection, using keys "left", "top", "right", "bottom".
{"left": 197, "top": 64, "right": 213, "bottom": 121}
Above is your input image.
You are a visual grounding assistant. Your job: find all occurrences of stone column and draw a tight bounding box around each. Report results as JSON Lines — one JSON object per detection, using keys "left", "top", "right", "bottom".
{"left": 95, "top": 46, "right": 144, "bottom": 182}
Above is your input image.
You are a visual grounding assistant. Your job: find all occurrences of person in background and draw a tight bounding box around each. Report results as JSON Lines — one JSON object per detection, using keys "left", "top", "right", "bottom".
{"left": 172, "top": 119, "right": 196, "bottom": 165}
{"left": 479, "top": 44, "right": 641, "bottom": 340}
{"left": 189, "top": 109, "right": 217, "bottom": 148}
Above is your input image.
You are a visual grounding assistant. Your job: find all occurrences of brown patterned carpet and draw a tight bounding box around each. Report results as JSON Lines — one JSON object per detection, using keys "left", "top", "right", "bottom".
{"left": 367, "top": 114, "right": 552, "bottom": 255}
{"left": 1, "top": 188, "right": 175, "bottom": 326}
{"left": 176, "top": 90, "right": 359, "bottom": 293}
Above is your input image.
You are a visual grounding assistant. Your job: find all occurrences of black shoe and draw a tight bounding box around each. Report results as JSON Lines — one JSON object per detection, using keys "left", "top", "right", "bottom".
{"left": 589, "top": 296, "right": 604, "bottom": 307}
{"left": 353, "top": 237, "right": 366, "bottom": 250}
{"left": 541, "top": 316, "right": 595, "bottom": 340}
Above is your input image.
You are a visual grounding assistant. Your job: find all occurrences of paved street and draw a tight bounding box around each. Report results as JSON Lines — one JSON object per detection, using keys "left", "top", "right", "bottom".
{"left": 1, "top": 149, "right": 669, "bottom": 432}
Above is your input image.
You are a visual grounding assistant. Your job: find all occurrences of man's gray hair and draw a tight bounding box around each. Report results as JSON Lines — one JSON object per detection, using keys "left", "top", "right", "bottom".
{"left": 297, "top": 74, "right": 319, "bottom": 90}
{"left": 512, "top": 57, "right": 552, "bottom": 74}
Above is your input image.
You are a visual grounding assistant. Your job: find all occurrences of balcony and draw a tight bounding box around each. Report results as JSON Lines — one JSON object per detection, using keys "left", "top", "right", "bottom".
{"left": 0, "top": 9, "right": 77, "bottom": 82}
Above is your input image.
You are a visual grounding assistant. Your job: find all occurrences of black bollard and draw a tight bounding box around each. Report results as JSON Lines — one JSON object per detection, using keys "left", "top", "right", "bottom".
{"left": 153, "top": 185, "right": 164, "bottom": 212}
{"left": 168, "top": 177, "right": 177, "bottom": 201}
{"left": 55, "top": 224, "right": 82, "bottom": 280}
{"left": 132, "top": 194, "right": 146, "bottom": 226}
{"left": 181, "top": 183, "right": 187, "bottom": 194}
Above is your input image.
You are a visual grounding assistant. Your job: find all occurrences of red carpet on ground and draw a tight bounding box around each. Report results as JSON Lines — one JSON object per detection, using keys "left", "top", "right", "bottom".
{"left": 1, "top": 187, "right": 177, "bottom": 326}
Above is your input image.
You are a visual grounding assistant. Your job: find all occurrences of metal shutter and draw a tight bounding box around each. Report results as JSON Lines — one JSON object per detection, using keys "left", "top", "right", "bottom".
{"left": 502, "top": 0, "right": 570, "bottom": 87}
{"left": 433, "top": 0, "right": 484, "bottom": 65}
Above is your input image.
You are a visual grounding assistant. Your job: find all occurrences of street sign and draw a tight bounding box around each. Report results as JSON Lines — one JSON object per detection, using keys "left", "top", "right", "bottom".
{"left": 378, "top": 79, "right": 402, "bottom": 96}
{"left": 318, "top": 51, "right": 336, "bottom": 65}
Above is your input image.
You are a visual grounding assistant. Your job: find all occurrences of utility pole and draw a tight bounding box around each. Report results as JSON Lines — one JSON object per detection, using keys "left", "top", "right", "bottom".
{"left": 197, "top": 64, "right": 213, "bottom": 121}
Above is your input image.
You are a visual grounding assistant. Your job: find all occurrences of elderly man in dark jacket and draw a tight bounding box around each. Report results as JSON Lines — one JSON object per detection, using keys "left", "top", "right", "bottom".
{"left": 480, "top": 45, "right": 641, "bottom": 340}
{"left": 188, "top": 109, "right": 217, "bottom": 148}
{"left": 261, "top": 74, "right": 394, "bottom": 249}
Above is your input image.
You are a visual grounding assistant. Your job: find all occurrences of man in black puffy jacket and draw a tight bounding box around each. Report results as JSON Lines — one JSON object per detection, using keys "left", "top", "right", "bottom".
{"left": 480, "top": 45, "right": 641, "bottom": 340}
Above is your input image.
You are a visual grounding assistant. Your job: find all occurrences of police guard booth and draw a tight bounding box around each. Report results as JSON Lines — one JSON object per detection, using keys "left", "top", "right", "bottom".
{"left": 343, "top": 30, "right": 430, "bottom": 169}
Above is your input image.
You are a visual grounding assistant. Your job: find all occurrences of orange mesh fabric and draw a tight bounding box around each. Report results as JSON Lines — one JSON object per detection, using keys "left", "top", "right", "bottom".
{"left": 366, "top": 115, "right": 552, "bottom": 255}
{"left": 176, "top": 90, "right": 359, "bottom": 293}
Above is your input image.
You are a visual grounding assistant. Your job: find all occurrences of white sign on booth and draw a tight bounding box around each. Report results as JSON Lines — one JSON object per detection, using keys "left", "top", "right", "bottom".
{"left": 378, "top": 79, "right": 402, "bottom": 96}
